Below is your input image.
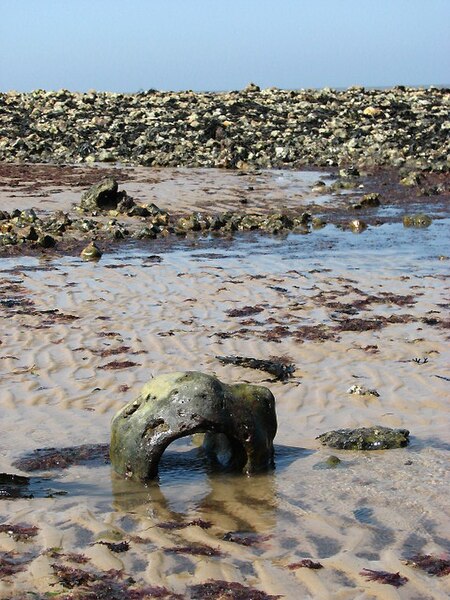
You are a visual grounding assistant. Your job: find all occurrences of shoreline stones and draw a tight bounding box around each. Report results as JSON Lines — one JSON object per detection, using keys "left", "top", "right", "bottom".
{"left": 110, "top": 371, "right": 277, "bottom": 481}
{"left": 316, "top": 426, "right": 410, "bottom": 450}
{"left": 1, "top": 86, "right": 448, "bottom": 172}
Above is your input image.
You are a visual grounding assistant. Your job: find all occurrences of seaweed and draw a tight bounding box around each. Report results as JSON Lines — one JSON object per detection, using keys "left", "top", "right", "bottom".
{"left": 45, "top": 548, "right": 91, "bottom": 564}
{"left": 95, "top": 540, "right": 130, "bottom": 553}
{"left": 40, "top": 311, "right": 79, "bottom": 324}
{"left": 189, "top": 580, "right": 281, "bottom": 599}
{"left": 216, "top": 355, "right": 295, "bottom": 381}
{"left": 294, "top": 325, "right": 336, "bottom": 343}
{"left": 222, "top": 531, "right": 270, "bottom": 547}
{"left": 0, "top": 551, "right": 32, "bottom": 579}
{"left": 97, "top": 345, "right": 131, "bottom": 357}
{"left": 52, "top": 563, "right": 98, "bottom": 588}
{"left": 164, "top": 544, "right": 223, "bottom": 557}
{"left": 0, "top": 523, "right": 39, "bottom": 541}
{"left": 261, "top": 326, "right": 291, "bottom": 342}
{"left": 336, "top": 318, "right": 383, "bottom": 332}
{"left": 61, "top": 580, "right": 184, "bottom": 599}
{"left": 12, "top": 443, "right": 110, "bottom": 472}
{"left": 157, "top": 519, "right": 211, "bottom": 530}
{"left": 359, "top": 568, "right": 408, "bottom": 587}
{"left": 97, "top": 331, "right": 122, "bottom": 338}
{"left": 403, "top": 554, "right": 450, "bottom": 577}
{"left": 99, "top": 360, "right": 140, "bottom": 370}
{"left": 226, "top": 305, "right": 264, "bottom": 317}
{"left": 287, "top": 559, "right": 324, "bottom": 570}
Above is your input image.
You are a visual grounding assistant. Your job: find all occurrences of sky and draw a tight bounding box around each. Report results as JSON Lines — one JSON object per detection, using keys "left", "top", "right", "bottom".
{"left": 1, "top": 0, "right": 449, "bottom": 92}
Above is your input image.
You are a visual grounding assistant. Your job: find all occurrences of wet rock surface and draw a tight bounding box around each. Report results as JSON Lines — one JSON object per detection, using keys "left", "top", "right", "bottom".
{"left": 316, "top": 426, "right": 410, "bottom": 450}
{"left": 1, "top": 87, "right": 449, "bottom": 172}
{"left": 110, "top": 371, "right": 277, "bottom": 481}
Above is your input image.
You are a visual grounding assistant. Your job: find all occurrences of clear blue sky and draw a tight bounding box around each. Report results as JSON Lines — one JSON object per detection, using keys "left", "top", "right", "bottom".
{"left": 1, "top": 0, "right": 449, "bottom": 92}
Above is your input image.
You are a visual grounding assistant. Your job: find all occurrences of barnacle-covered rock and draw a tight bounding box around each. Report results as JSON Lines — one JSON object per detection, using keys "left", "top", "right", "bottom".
{"left": 316, "top": 425, "right": 410, "bottom": 450}
{"left": 110, "top": 371, "right": 277, "bottom": 481}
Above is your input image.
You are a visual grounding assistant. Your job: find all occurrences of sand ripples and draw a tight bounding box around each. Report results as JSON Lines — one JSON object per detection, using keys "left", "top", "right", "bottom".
{"left": 0, "top": 226, "right": 449, "bottom": 598}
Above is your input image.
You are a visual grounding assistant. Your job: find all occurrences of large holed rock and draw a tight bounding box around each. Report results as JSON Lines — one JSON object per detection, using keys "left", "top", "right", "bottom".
{"left": 110, "top": 372, "right": 277, "bottom": 481}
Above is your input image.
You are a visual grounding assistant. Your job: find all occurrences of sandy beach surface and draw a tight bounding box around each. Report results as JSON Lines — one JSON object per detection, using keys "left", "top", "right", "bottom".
{"left": 0, "top": 167, "right": 449, "bottom": 599}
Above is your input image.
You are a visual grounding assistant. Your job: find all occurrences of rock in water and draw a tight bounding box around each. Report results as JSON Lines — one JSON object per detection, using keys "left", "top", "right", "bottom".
{"left": 80, "top": 241, "right": 102, "bottom": 261}
{"left": 80, "top": 177, "right": 120, "bottom": 211}
{"left": 110, "top": 371, "right": 277, "bottom": 481}
{"left": 316, "top": 426, "right": 409, "bottom": 450}
{"left": 402, "top": 213, "right": 432, "bottom": 228}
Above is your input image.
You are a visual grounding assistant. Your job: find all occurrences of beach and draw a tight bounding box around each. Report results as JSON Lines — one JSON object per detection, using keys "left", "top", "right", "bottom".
{"left": 0, "top": 89, "right": 449, "bottom": 599}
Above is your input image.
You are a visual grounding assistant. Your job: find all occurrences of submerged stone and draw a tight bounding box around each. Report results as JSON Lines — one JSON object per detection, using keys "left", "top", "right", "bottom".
{"left": 316, "top": 425, "right": 410, "bottom": 450}
{"left": 313, "top": 455, "right": 342, "bottom": 470}
{"left": 80, "top": 241, "right": 102, "bottom": 261}
{"left": 110, "top": 371, "right": 277, "bottom": 481}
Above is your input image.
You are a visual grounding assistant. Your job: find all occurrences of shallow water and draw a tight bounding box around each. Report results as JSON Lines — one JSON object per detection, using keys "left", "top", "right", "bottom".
{"left": 0, "top": 221, "right": 449, "bottom": 599}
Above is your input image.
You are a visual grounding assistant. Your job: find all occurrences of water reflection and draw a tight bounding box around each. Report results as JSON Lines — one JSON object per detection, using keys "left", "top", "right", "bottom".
{"left": 111, "top": 441, "right": 312, "bottom": 533}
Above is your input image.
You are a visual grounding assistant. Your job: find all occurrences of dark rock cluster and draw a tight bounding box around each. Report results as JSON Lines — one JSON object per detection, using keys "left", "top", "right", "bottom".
{"left": 1, "top": 86, "right": 448, "bottom": 171}
{"left": 0, "top": 177, "right": 320, "bottom": 250}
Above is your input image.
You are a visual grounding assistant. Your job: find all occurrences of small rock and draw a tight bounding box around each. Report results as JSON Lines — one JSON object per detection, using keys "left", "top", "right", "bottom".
{"left": 317, "top": 425, "right": 410, "bottom": 450}
{"left": 403, "top": 213, "right": 432, "bottom": 228}
{"left": 325, "top": 455, "right": 341, "bottom": 467}
{"left": 400, "top": 172, "right": 423, "bottom": 187}
{"left": 80, "top": 241, "right": 102, "bottom": 261}
{"left": 244, "top": 82, "right": 260, "bottom": 93}
{"left": 38, "top": 234, "right": 56, "bottom": 248}
{"left": 359, "top": 192, "right": 381, "bottom": 208}
{"left": 363, "top": 106, "right": 382, "bottom": 117}
{"left": 349, "top": 219, "right": 367, "bottom": 233}
{"left": 347, "top": 384, "right": 380, "bottom": 397}
{"left": 311, "top": 217, "right": 326, "bottom": 229}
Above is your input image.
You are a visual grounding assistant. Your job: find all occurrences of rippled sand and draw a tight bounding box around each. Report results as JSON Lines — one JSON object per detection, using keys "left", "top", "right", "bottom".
{"left": 0, "top": 190, "right": 449, "bottom": 598}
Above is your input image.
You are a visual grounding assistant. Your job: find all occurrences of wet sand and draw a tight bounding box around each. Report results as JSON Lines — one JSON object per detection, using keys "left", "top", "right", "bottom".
{"left": 0, "top": 170, "right": 449, "bottom": 599}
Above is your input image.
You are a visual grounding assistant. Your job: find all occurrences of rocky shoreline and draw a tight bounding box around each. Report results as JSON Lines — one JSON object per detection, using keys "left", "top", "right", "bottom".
{"left": 1, "top": 85, "right": 449, "bottom": 172}
{"left": 1, "top": 163, "right": 449, "bottom": 257}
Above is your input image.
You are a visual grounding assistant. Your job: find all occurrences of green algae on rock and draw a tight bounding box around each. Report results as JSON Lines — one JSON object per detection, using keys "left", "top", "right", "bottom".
{"left": 316, "top": 425, "right": 410, "bottom": 450}
{"left": 110, "top": 371, "right": 277, "bottom": 481}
